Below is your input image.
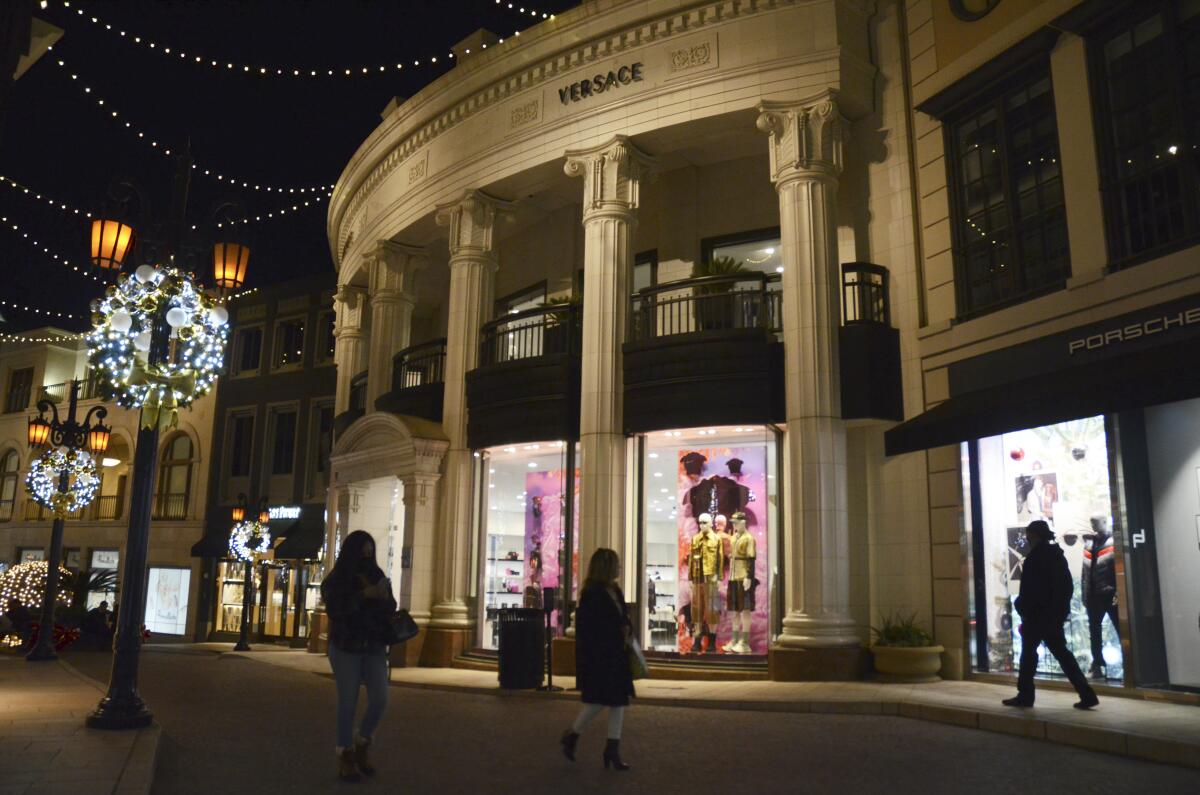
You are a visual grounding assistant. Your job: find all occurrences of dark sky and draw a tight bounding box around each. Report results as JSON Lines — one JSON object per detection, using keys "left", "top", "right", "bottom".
{"left": 1, "top": 0, "right": 577, "bottom": 334}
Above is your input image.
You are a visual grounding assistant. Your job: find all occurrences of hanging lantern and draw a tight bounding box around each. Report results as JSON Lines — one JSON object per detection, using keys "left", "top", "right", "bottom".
{"left": 213, "top": 242, "right": 250, "bottom": 289}
{"left": 258, "top": 509, "right": 270, "bottom": 525}
{"left": 231, "top": 505, "right": 245, "bottom": 522}
{"left": 27, "top": 416, "right": 51, "bottom": 448}
{"left": 87, "top": 422, "right": 112, "bottom": 455}
{"left": 90, "top": 218, "right": 135, "bottom": 270}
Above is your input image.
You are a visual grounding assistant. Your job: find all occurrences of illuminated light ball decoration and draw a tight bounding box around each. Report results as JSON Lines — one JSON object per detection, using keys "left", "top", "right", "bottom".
{"left": 229, "top": 521, "right": 272, "bottom": 562}
{"left": 87, "top": 266, "right": 229, "bottom": 424}
{"left": 0, "top": 561, "right": 73, "bottom": 612}
{"left": 25, "top": 447, "right": 100, "bottom": 516}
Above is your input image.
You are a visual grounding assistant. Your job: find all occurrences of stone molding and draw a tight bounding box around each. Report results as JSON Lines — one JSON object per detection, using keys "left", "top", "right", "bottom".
{"left": 366, "top": 239, "right": 428, "bottom": 303}
{"left": 434, "top": 189, "right": 515, "bottom": 259}
{"left": 563, "top": 135, "right": 657, "bottom": 221}
{"left": 332, "top": 285, "right": 368, "bottom": 334}
{"left": 756, "top": 90, "right": 845, "bottom": 184}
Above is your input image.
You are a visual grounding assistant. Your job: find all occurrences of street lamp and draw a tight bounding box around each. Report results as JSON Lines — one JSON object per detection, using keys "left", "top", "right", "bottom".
{"left": 24, "top": 380, "right": 110, "bottom": 662}
{"left": 229, "top": 494, "right": 271, "bottom": 652}
{"left": 85, "top": 153, "right": 247, "bottom": 730}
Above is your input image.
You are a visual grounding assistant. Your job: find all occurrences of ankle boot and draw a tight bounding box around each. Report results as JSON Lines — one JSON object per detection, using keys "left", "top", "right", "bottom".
{"left": 354, "top": 737, "right": 375, "bottom": 776}
{"left": 603, "top": 739, "right": 631, "bottom": 771}
{"left": 560, "top": 729, "right": 579, "bottom": 762}
{"left": 337, "top": 748, "right": 362, "bottom": 782}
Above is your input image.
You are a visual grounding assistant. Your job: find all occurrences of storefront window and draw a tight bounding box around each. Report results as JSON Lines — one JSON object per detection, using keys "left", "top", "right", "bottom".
{"left": 144, "top": 567, "right": 191, "bottom": 635}
{"left": 478, "top": 441, "right": 578, "bottom": 650}
{"left": 967, "top": 416, "right": 1124, "bottom": 682}
{"left": 215, "top": 560, "right": 249, "bottom": 634}
{"left": 640, "top": 425, "right": 778, "bottom": 656}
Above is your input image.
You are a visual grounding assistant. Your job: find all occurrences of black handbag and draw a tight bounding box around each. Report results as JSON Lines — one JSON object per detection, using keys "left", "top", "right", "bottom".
{"left": 386, "top": 609, "right": 419, "bottom": 645}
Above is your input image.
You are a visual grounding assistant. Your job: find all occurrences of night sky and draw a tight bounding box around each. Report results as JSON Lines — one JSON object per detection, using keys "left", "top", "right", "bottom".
{"left": 0, "top": 0, "right": 578, "bottom": 335}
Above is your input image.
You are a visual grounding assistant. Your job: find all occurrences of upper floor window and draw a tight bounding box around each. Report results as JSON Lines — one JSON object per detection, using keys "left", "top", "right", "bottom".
{"left": 4, "top": 367, "right": 33, "bottom": 414}
{"left": 273, "top": 318, "right": 306, "bottom": 369}
{"left": 317, "top": 311, "right": 336, "bottom": 363}
{"left": 268, "top": 408, "right": 298, "bottom": 476}
{"left": 1093, "top": 1, "right": 1200, "bottom": 263}
{"left": 308, "top": 401, "right": 335, "bottom": 497}
{"left": 228, "top": 413, "right": 255, "bottom": 477}
{"left": 0, "top": 449, "right": 18, "bottom": 521}
{"left": 154, "top": 433, "right": 193, "bottom": 520}
{"left": 947, "top": 67, "right": 1068, "bottom": 317}
{"left": 232, "top": 326, "right": 263, "bottom": 375}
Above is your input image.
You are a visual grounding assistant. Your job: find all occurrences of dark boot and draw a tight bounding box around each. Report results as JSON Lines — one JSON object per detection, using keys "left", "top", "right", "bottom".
{"left": 603, "top": 739, "right": 631, "bottom": 771}
{"left": 560, "top": 729, "right": 579, "bottom": 762}
{"left": 1002, "top": 695, "right": 1034, "bottom": 708}
{"left": 337, "top": 749, "right": 362, "bottom": 782}
{"left": 1089, "top": 662, "right": 1105, "bottom": 680}
{"left": 1074, "top": 688, "right": 1099, "bottom": 710}
{"left": 354, "top": 737, "right": 375, "bottom": 776}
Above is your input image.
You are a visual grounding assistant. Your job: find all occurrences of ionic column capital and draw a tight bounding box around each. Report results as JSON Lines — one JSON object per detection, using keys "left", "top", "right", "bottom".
{"left": 367, "top": 240, "right": 427, "bottom": 303}
{"left": 564, "top": 135, "right": 657, "bottom": 222}
{"left": 434, "top": 189, "right": 514, "bottom": 260}
{"left": 756, "top": 90, "right": 845, "bottom": 185}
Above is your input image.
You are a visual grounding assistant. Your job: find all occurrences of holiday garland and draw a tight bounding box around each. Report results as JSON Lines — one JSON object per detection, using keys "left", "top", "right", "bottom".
{"left": 0, "top": 561, "right": 73, "bottom": 612}
{"left": 229, "top": 520, "right": 271, "bottom": 562}
{"left": 25, "top": 447, "right": 100, "bottom": 516}
{"left": 88, "top": 265, "right": 229, "bottom": 429}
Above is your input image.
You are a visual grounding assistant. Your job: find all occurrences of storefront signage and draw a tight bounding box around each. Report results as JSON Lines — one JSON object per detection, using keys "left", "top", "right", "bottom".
{"left": 268, "top": 505, "right": 301, "bottom": 520}
{"left": 1067, "top": 306, "right": 1200, "bottom": 355}
{"left": 558, "top": 63, "right": 644, "bottom": 105}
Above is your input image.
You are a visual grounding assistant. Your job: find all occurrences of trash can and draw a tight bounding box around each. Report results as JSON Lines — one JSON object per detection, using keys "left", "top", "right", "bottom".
{"left": 497, "top": 607, "right": 544, "bottom": 689}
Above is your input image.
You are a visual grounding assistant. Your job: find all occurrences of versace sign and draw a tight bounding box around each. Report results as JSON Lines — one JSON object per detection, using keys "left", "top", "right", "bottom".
{"left": 558, "top": 63, "right": 645, "bottom": 105}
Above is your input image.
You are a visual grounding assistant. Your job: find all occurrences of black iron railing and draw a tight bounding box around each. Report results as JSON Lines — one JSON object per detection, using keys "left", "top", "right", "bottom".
{"left": 94, "top": 495, "right": 123, "bottom": 521}
{"left": 842, "top": 262, "right": 890, "bottom": 326}
{"left": 22, "top": 493, "right": 123, "bottom": 522}
{"left": 392, "top": 339, "right": 447, "bottom": 391}
{"left": 629, "top": 273, "right": 782, "bottom": 341}
{"left": 348, "top": 371, "right": 368, "bottom": 412}
{"left": 151, "top": 493, "right": 188, "bottom": 520}
{"left": 38, "top": 375, "right": 105, "bottom": 405}
{"left": 479, "top": 303, "right": 581, "bottom": 367}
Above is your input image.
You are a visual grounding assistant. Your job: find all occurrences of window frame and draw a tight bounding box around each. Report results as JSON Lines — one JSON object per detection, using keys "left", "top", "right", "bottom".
{"left": 943, "top": 59, "right": 1071, "bottom": 320}
{"left": 230, "top": 324, "right": 265, "bottom": 377}
{"left": 0, "top": 448, "right": 19, "bottom": 522}
{"left": 271, "top": 315, "right": 308, "bottom": 371}
{"left": 224, "top": 407, "right": 258, "bottom": 482}
{"left": 266, "top": 404, "right": 300, "bottom": 478}
{"left": 493, "top": 281, "right": 547, "bottom": 317}
{"left": 154, "top": 432, "right": 194, "bottom": 520}
{"left": 5, "top": 367, "right": 34, "bottom": 414}
{"left": 699, "top": 227, "right": 782, "bottom": 267}
{"left": 316, "top": 309, "right": 337, "bottom": 364}
{"left": 305, "top": 398, "right": 336, "bottom": 500}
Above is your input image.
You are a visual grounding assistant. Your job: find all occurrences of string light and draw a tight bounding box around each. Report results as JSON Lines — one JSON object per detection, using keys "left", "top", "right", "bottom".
{"left": 1, "top": 175, "right": 94, "bottom": 218}
{"left": 0, "top": 331, "right": 88, "bottom": 344}
{"left": 53, "top": 1, "right": 459, "bottom": 79}
{"left": 0, "top": 214, "right": 106, "bottom": 284}
{"left": 50, "top": 55, "right": 334, "bottom": 195}
{"left": 494, "top": 0, "right": 556, "bottom": 21}
{"left": 0, "top": 562, "right": 73, "bottom": 613}
{"left": 191, "top": 194, "right": 331, "bottom": 231}
{"left": 26, "top": 447, "right": 100, "bottom": 516}
{"left": 229, "top": 520, "right": 271, "bottom": 561}
{"left": 0, "top": 297, "right": 82, "bottom": 320}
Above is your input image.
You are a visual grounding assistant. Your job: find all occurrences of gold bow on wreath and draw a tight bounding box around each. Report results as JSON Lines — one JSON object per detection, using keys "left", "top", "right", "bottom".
{"left": 129, "top": 361, "right": 198, "bottom": 430}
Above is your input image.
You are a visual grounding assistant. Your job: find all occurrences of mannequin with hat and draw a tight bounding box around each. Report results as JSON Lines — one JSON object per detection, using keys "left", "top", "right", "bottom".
{"left": 686, "top": 513, "right": 724, "bottom": 653}
{"left": 722, "top": 512, "right": 756, "bottom": 653}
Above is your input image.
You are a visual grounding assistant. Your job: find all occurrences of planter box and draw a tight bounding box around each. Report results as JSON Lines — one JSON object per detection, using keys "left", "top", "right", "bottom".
{"left": 871, "top": 644, "right": 944, "bottom": 683}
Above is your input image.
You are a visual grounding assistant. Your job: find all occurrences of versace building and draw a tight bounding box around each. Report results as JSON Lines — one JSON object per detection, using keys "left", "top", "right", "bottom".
{"left": 324, "top": 0, "right": 931, "bottom": 679}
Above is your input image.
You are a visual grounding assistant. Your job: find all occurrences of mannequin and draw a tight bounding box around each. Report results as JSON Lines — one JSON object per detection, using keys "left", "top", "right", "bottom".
{"left": 722, "top": 511, "right": 756, "bottom": 653}
{"left": 686, "top": 513, "right": 724, "bottom": 653}
{"left": 1082, "top": 518, "right": 1119, "bottom": 678}
{"left": 713, "top": 514, "right": 732, "bottom": 652}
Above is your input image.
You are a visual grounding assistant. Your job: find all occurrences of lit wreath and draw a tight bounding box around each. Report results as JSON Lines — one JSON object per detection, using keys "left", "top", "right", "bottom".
{"left": 25, "top": 447, "right": 100, "bottom": 516}
{"left": 229, "top": 520, "right": 272, "bottom": 562}
{"left": 87, "top": 265, "right": 229, "bottom": 429}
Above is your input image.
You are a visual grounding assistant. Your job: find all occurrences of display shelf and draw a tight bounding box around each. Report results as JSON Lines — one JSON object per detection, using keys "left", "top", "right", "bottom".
{"left": 487, "top": 557, "right": 524, "bottom": 562}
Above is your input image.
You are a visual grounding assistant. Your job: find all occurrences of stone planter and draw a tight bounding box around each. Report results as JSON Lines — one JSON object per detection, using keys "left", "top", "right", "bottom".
{"left": 870, "top": 645, "right": 944, "bottom": 683}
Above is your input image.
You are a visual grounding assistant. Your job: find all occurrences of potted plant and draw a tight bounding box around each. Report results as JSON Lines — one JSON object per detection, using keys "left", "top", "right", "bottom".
{"left": 690, "top": 256, "right": 746, "bottom": 330}
{"left": 870, "top": 612, "right": 944, "bottom": 683}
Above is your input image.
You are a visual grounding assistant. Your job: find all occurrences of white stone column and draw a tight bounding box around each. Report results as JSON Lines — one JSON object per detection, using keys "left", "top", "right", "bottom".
{"left": 428, "top": 190, "right": 513, "bottom": 634}
{"left": 365, "top": 241, "right": 427, "bottom": 411}
{"left": 333, "top": 285, "right": 368, "bottom": 415}
{"left": 398, "top": 469, "right": 441, "bottom": 625}
{"left": 564, "top": 136, "right": 656, "bottom": 573}
{"left": 757, "top": 92, "right": 859, "bottom": 650}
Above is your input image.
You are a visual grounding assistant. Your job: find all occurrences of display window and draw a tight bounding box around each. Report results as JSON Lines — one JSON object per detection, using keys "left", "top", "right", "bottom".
{"left": 144, "top": 567, "right": 191, "bottom": 635}
{"left": 87, "top": 549, "right": 119, "bottom": 610}
{"left": 639, "top": 425, "right": 778, "bottom": 657}
{"left": 965, "top": 416, "right": 1125, "bottom": 683}
{"left": 215, "top": 560, "right": 249, "bottom": 634}
{"left": 477, "top": 441, "right": 578, "bottom": 650}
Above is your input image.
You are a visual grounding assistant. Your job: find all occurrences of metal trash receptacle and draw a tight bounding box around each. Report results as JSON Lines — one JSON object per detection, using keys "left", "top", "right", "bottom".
{"left": 497, "top": 607, "right": 544, "bottom": 689}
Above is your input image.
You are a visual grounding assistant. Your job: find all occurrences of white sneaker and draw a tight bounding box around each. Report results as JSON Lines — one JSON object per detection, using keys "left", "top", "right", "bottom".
{"left": 734, "top": 640, "right": 751, "bottom": 654}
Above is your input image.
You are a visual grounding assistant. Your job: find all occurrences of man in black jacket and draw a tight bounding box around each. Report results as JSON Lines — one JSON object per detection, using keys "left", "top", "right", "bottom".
{"left": 1003, "top": 520, "right": 1099, "bottom": 710}
{"left": 1082, "top": 519, "right": 1119, "bottom": 679}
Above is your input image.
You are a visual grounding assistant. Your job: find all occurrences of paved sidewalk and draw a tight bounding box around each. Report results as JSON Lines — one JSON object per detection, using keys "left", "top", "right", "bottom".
{"left": 223, "top": 645, "right": 1200, "bottom": 771}
{"left": 0, "top": 654, "right": 159, "bottom": 795}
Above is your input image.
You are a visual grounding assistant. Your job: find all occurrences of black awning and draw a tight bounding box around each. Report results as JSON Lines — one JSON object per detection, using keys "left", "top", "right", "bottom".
{"left": 885, "top": 335, "right": 1200, "bottom": 456}
{"left": 190, "top": 527, "right": 231, "bottom": 558}
{"left": 273, "top": 518, "right": 324, "bottom": 560}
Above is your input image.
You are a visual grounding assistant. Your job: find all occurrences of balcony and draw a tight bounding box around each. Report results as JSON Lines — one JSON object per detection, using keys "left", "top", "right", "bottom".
{"left": 375, "top": 338, "right": 446, "bottom": 423}
{"left": 838, "top": 263, "right": 903, "bottom": 422}
{"left": 151, "top": 493, "right": 189, "bottom": 521}
{"left": 21, "top": 494, "right": 124, "bottom": 522}
{"left": 37, "top": 376, "right": 105, "bottom": 406}
{"left": 465, "top": 303, "right": 582, "bottom": 449}
{"left": 333, "top": 371, "right": 368, "bottom": 439}
{"left": 624, "top": 273, "right": 785, "bottom": 434}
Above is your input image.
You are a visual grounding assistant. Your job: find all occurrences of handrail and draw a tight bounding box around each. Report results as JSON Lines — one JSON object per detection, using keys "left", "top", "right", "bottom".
{"left": 841, "top": 262, "right": 890, "bottom": 326}
{"left": 348, "top": 370, "right": 368, "bottom": 412}
{"left": 392, "top": 338, "right": 447, "bottom": 390}
{"left": 629, "top": 272, "right": 782, "bottom": 341}
{"left": 479, "top": 303, "right": 581, "bottom": 367}
{"left": 635, "top": 271, "right": 777, "bottom": 299}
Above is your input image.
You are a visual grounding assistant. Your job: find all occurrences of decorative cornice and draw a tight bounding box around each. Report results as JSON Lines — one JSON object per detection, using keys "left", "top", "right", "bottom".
{"left": 756, "top": 89, "right": 844, "bottom": 184}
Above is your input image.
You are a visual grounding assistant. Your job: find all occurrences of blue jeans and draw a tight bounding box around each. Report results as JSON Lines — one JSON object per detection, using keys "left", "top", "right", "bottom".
{"left": 328, "top": 645, "right": 389, "bottom": 748}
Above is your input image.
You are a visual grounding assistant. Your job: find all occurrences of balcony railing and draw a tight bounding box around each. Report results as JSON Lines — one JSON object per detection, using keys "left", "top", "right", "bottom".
{"left": 151, "top": 493, "right": 188, "bottom": 520}
{"left": 629, "top": 273, "right": 782, "bottom": 342}
{"left": 36, "top": 376, "right": 105, "bottom": 406}
{"left": 479, "top": 303, "right": 581, "bottom": 367}
{"left": 842, "top": 262, "right": 890, "bottom": 326}
{"left": 21, "top": 494, "right": 123, "bottom": 522}
{"left": 392, "top": 339, "right": 446, "bottom": 391}
{"left": 348, "top": 371, "right": 368, "bottom": 412}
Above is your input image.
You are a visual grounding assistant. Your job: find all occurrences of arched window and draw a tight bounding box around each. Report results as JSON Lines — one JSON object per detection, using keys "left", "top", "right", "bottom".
{"left": 0, "top": 449, "right": 18, "bottom": 521}
{"left": 154, "top": 434, "right": 193, "bottom": 520}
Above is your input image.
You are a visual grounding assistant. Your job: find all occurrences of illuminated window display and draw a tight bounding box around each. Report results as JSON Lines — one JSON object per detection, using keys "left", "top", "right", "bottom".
{"left": 967, "top": 416, "right": 1124, "bottom": 682}
{"left": 478, "top": 442, "right": 578, "bottom": 650}
{"left": 144, "top": 567, "right": 191, "bottom": 635}
{"left": 640, "top": 425, "right": 777, "bottom": 656}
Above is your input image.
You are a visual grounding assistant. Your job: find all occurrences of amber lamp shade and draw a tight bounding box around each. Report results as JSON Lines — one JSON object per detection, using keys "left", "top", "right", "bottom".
{"left": 213, "top": 242, "right": 250, "bottom": 289}
{"left": 27, "top": 416, "right": 51, "bottom": 447}
{"left": 231, "top": 505, "right": 246, "bottom": 523}
{"left": 90, "top": 218, "right": 135, "bottom": 270}
{"left": 257, "top": 510, "right": 270, "bottom": 525}
{"left": 87, "top": 424, "right": 112, "bottom": 455}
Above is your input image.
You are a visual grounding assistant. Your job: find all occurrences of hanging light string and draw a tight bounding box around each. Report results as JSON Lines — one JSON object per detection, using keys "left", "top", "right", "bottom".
{"left": 0, "top": 331, "right": 88, "bottom": 344}
{"left": 193, "top": 193, "right": 331, "bottom": 232}
{"left": 0, "top": 214, "right": 106, "bottom": 284}
{"left": 494, "top": 1, "right": 557, "bottom": 24}
{"left": 0, "top": 174, "right": 94, "bottom": 219}
{"left": 53, "top": 0, "right": 460, "bottom": 79}
{"left": 50, "top": 55, "right": 334, "bottom": 195}
{"left": 0, "top": 297, "right": 83, "bottom": 321}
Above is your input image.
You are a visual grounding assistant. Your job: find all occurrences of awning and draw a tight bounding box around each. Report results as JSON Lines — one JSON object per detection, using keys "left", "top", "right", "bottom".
{"left": 273, "top": 518, "right": 325, "bottom": 560}
{"left": 885, "top": 335, "right": 1200, "bottom": 456}
{"left": 190, "top": 527, "right": 231, "bottom": 558}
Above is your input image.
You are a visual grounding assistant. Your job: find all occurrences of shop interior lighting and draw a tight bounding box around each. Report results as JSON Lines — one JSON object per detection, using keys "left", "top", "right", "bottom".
{"left": 101, "top": 457, "right": 120, "bottom": 467}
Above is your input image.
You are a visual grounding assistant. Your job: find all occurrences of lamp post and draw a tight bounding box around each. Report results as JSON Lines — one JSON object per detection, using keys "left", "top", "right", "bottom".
{"left": 230, "top": 495, "right": 270, "bottom": 652}
{"left": 85, "top": 153, "right": 248, "bottom": 730}
{"left": 24, "top": 380, "right": 110, "bottom": 662}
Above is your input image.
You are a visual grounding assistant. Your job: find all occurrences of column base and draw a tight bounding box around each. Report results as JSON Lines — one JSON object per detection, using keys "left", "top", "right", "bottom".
{"left": 389, "top": 632, "right": 427, "bottom": 668}
{"left": 769, "top": 644, "right": 869, "bottom": 681}
{"left": 419, "top": 627, "right": 469, "bottom": 667}
{"left": 86, "top": 697, "right": 153, "bottom": 730}
{"left": 551, "top": 637, "right": 576, "bottom": 676}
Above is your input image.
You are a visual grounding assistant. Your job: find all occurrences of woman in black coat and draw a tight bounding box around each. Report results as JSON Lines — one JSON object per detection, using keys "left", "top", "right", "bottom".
{"left": 560, "top": 547, "right": 634, "bottom": 771}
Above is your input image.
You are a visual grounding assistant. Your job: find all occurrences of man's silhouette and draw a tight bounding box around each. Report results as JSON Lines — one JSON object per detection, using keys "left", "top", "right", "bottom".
{"left": 1003, "top": 520, "right": 1099, "bottom": 710}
